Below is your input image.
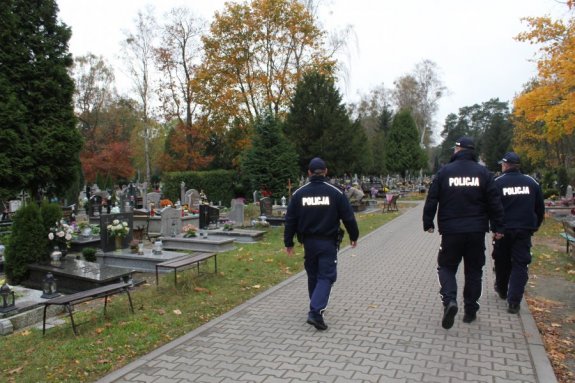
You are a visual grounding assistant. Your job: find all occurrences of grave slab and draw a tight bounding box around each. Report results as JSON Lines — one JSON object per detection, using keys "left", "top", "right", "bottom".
{"left": 25, "top": 258, "right": 135, "bottom": 293}
{"left": 205, "top": 228, "right": 266, "bottom": 243}
{"left": 160, "top": 234, "right": 235, "bottom": 253}
{"left": 97, "top": 248, "right": 194, "bottom": 273}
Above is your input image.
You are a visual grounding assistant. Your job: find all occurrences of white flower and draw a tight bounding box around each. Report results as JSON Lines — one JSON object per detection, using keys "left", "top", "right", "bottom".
{"left": 57, "top": 231, "right": 65, "bottom": 237}
{"left": 48, "top": 233, "right": 54, "bottom": 240}
{"left": 65, "top": 233, "right": 72, "bottom": 241}
{"left": 112, "top": 219, "right": 120, "bottom": 225}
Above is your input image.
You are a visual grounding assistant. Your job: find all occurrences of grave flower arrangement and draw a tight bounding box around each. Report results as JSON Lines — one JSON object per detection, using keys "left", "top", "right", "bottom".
{"left": 182, "top": 224, "right": 198, "bottom": 237}
{"left": 223, "top": 221, "right": 235, "bottom": 231}
{"left": 107, "top": 219, "right": 130, "bottom": 238}
{"left": 48, "top": 221, "right": 74, "bottom": 249}
{"left": 160, "top": 199, "right": 173, "bottom": 208}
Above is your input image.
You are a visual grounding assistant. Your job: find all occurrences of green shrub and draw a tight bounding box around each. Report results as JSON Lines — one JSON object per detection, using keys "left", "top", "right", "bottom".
{"left": 5, "top": 203, "right": 47, "bottom": 284}
{"left": 544, "top": 188, "right": 560, "bottom": 199}
{"left": 82, "top": 247, "right": 98, "bottom": 262}
{"left": 40, "top": 200, "right": 62, "bottom": 254}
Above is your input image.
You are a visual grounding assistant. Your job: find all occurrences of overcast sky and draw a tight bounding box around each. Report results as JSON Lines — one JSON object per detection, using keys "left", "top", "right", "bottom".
{"left": 56, "top": 0, "right": 570, "bottom": 140}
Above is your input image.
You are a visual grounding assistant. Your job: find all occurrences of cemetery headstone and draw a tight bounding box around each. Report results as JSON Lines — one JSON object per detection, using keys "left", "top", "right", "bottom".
{"left": 227, "top": 199, "right": 245, "bottom": 227}
{"left": 184, "top": 189, "right": 193, "bottom": 208}
{"left": 160, "top": 206, "right": 182, "bottom": 237}
{"left": 138, "top": 183, "right": 147, "bottom": 208}
{"left": 260, "top": 197, "right": 273, "bottom": 217}
{"left": 99, "top": 212, "right": 134, "bottom": 252}
{"left": 189, "top": 189, "right": 201, "bottom": 211}
{"left": 199, "top": 204, "right": 220, "bottom": 229}
{"left": 180, "top": 181, "right": 186, "bottom": 206}
{"left": 567, "top": 184, "right": 573, "bottom": 200}
{"left": 147, "top": 192, "right": 161, "bottom": 209}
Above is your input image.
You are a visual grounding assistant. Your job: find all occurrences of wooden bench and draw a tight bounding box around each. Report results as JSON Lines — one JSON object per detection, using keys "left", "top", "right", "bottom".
{"left": 155, "top": 252, "right": 217, "bottom": 287}
{"left": 42, "top": 282, "right": 134, "bottom": 336}
{"left": 560, "top": 220, "right": 575, "bottom": 256}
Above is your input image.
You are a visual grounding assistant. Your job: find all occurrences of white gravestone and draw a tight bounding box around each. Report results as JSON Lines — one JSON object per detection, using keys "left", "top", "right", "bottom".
{"left": 160, "top": 206, "right": 182, "bottom": 237}
{"left": 227, "top": 199, "right": 245, "bottom": 227}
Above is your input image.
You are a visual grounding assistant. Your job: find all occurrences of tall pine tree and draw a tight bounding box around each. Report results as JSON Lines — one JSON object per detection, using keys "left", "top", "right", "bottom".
{"left": 284, "top": 71, "right": 367, "bottom": 176}
{"left": 0, "top": 0, "right": 83, "bottom": 201}
{"left": 240, "top": 114, "right": 299, "bottom": 198}
{"left": 385, "top": 110, "right": 427, "bottom": 178}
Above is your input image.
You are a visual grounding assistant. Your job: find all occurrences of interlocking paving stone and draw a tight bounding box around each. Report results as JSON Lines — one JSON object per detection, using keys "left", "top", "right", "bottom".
{"left": 96, "top": 203, "right": 558, "bottom": 383}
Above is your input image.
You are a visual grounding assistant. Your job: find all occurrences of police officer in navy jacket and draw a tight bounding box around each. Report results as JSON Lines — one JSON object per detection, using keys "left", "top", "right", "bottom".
{"left": 284, "top": 157, "right": 359, "bottom": 331}
{"left": 492, "top": 152, "right": 544, "bottom": 314}
{"left": 423, "top": 136, "right": 505, "bottom": 329}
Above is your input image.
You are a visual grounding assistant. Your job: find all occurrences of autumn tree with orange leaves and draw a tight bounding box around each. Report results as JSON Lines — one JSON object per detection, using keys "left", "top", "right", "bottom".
{"left": 513, "top": 16, "right": 575, "bottom": 169}
{"left": 195, "top": 0, "right": 337, "bottom": 167}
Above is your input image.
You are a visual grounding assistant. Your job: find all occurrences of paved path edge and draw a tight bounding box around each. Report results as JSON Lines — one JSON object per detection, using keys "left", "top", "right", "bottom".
{"left": 519, "top": 299, "right": 558, "bottom": 383}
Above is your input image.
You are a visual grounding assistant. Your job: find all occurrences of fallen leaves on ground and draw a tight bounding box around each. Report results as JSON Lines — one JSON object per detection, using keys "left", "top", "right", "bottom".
{"left": 526, "top": 296, "right": 575, "bottom": 383}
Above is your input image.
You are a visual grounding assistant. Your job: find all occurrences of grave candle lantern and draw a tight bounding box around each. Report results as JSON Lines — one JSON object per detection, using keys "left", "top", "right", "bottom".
{"left": 0, "top": 282, "right": 16, "bottom": 313}
{"left": 41, "top": 273, "right": 60, "bottom": 299}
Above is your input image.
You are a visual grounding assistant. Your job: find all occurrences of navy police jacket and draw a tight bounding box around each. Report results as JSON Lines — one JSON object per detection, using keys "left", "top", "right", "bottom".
{"left": 494, "top": 169, "right": 545, "bottom": 232}
{"left": 423, "top": 150, "right": 504, "bottom": 234}
{"left": 284, "top": 175, "right": 359, "bottom": 248}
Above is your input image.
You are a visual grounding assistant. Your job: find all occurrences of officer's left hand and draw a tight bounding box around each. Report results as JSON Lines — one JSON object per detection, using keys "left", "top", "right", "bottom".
{"left": 493, "top": 232, "right": 504, "bottom": 240}
{"left": 285, "top": 247, "right": 294, "bottom": 257}
{"left": 350, "top": 240, "right": 357, "bottom": 248}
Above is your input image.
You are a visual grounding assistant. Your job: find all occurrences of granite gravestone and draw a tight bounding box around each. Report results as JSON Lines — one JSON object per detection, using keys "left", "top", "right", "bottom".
{"left": 259, "top": 197, "right": 273, "bottom": 217}
{"left": 99, "top": 213, "right": 134, "bottom": 252}
{"left": 199, "top": 204, "right": 220, "bottom": 229}
{"left": 227, "top": 199, "right": 245, "bottom": 227}
{"left": 160, "top": 206, "right": 182, "bottom": 237}
{"left": 188, "top": 189, "right": 201, "bottom": 212}
{"left": 147, "top": 192, "right": 161, "bottom": 209}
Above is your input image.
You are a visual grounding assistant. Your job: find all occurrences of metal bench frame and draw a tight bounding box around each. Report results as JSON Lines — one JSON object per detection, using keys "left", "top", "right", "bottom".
{"left": 560, "top": 220, "right": 575, "bottom": 256}
{"left": 155, "top": 252, "right": 217, "bottom": 287}
{"left": 42, "top": 282, "right": 134, "bottom": 336}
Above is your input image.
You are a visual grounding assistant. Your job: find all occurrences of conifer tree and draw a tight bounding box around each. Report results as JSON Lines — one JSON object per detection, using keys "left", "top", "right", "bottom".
{"left": 284, "top": 71, "right": 366, "bottom": 175}
{"left": 385, "top": 110, "right": 427, "bottom": 178}
{"left": 241, "top": 114, "right": 299, "bottom": 198}
{"left": 4, "top": 204, "right": 47, "bottom": 284}
{"left": 0, "top": 0, "right": 83, "bottom": 201}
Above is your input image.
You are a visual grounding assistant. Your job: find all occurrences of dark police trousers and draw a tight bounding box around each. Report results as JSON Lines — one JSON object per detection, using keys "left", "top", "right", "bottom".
{"left": 492, "top": 230, "right": 532, "bottom": 305}
{"left": 303, "top": 238, "right": 338, "bottom": 320}
{"left": 438, "top": 232, "right": 486, "bottom": 314}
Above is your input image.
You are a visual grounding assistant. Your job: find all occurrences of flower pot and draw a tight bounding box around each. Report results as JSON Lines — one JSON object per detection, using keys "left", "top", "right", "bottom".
{"left": 115, "top": 236, "right": 123, "bottom": 252}
{"left": 58, "top": 244, "right": 68, "bottom": 259}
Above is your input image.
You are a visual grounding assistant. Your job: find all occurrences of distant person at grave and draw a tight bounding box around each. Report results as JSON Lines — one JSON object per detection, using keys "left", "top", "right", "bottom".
{"left": 344, "top": 182, "right": 364, "bottom": 204}
{"left": 423, "top": 136, "right": 505, "bottom": 329}
{"left": 284, "top": 157, "right": 359, "bottom": 331}
{"left": 492, "top": 152, "right": 544, "bottom": 315}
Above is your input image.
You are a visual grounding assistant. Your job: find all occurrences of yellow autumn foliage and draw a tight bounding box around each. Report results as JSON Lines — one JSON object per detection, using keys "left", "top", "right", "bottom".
{"left": 513, "top": 16, "right": 575, "bottom": 167}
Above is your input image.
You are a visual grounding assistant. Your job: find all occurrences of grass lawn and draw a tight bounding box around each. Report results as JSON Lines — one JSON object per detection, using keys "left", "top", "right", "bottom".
{"left": 530, "top": 216, "right": 575, "bottom": 282}
{"left": 0, "top": 207, "right": 403, "bottom": 383}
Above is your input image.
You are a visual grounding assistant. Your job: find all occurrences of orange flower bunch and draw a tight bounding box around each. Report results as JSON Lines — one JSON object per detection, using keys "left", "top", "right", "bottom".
{"left": 160, "top": 199, "right": 173, "bottom": 207}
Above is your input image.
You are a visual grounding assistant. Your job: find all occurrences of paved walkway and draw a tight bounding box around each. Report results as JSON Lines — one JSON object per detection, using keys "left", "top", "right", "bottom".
{"left": 97, "top": 202, "right": 557, "bottom": 383}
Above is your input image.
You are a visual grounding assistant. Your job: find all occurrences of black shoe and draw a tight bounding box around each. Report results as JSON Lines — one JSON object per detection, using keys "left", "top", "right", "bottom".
{"left": 442, "top": 301, "right": 458, "bottom": 329}
{"left": 494, "top": 284, "right": 507, "bottom": 300}
{"left": 462, "top": 312, "right": 477, "bottom": 323}
{"left": 307, "top": 316, "right": 328, "bottom": 331}
{"left": 508, "top": 303, "right": 520, "bottom": 314}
